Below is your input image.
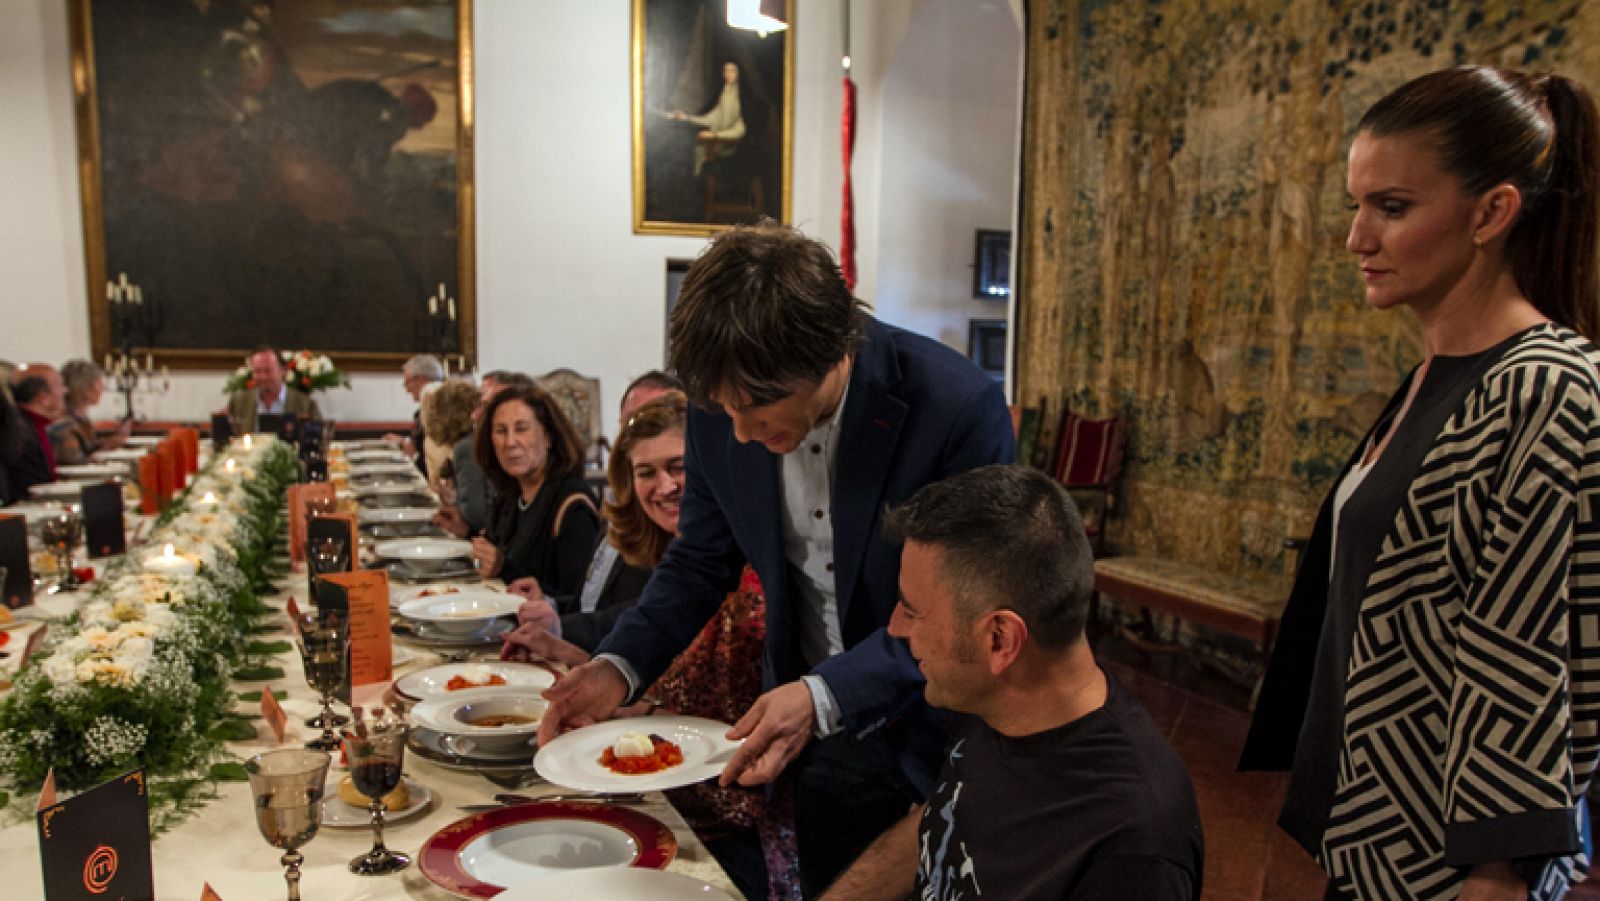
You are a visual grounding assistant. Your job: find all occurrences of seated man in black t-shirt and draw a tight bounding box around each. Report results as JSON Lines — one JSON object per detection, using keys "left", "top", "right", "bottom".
{"left": 822, "top": 465, "right": 1204, "bottom": 901}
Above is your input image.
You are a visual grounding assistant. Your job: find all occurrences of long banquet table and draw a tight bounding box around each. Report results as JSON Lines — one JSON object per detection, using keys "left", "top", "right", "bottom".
{"left": 0, "top": 505, "right": 736, "bottom": 899}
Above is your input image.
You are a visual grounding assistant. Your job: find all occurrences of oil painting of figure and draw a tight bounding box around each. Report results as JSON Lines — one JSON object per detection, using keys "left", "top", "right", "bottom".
{"left": 81, "top": 0, "right": 467, "bottom": 355}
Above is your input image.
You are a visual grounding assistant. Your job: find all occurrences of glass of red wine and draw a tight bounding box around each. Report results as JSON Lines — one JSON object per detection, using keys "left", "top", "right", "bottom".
{"left": 344, "top": 719, "right": 412, "bottom": 875}
{"left": 245, "top": 748, "right": 331, "bottom": 901}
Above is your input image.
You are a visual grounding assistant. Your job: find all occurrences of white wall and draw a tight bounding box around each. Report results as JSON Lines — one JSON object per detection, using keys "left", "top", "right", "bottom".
{"left": 0, "top": 0, "right": 1021, "bottom": 433}
{"left": 873, "top": 0, "right": 1022, "bottom": 352}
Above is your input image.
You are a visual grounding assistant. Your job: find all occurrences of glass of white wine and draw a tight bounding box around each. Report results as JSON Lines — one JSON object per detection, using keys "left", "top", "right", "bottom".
{"left": 245, "top": 748, "right": 331, "bottom": 901}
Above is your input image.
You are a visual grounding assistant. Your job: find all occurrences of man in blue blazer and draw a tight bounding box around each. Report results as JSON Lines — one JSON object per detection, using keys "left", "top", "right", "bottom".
{"left": 541, "top": 223, "right": 1015, "bottom": 894}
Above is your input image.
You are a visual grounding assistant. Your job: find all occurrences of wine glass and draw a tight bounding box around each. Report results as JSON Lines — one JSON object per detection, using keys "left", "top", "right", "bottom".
{"left": 40, "top": 509, "right": 82, "bottom": 594}
{"left": 246, "top": 748, "right": 331, "bottom": 901}
{"left": 296, "top": 620, "right": 349, "bottom": 750}
{"left": 310, "top": 535, "right": 348, "bottom": 577}
{"left": 344, "top": 721, "right": 412, "bottom": 875}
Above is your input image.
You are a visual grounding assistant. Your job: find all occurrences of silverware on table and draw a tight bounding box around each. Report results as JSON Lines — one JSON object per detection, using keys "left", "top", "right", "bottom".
{"left": 454, "top": 792, "right": 648, "bottom": 812}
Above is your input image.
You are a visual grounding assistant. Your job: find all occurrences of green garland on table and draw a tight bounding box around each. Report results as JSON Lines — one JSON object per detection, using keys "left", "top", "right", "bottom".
{"left": 0, "top": 438, "right": 299, "bottom": 831}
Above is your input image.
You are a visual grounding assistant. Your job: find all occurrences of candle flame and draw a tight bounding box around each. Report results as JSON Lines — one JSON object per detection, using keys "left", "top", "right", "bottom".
{"left": 201, "top": 492, "right": 216, "bottom": 503}
{"left": 242, "top": 434, "right": 253, "bottom": 450}
{"left": 163, "top": 543, "right": 175, "bottom": 557}
{"left": 225, "top": 458, "right": 236, "bottom": 472}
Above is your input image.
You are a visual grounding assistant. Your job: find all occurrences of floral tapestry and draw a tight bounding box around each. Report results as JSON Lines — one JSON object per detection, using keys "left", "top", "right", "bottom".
{"left": 1016, "top": 0, "right": 1600, "bottom": 581}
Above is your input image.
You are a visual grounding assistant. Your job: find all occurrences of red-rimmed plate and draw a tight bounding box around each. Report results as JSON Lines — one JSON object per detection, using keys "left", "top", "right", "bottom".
{"left": 418, "top": 800, "right": 677, "bottom": 899}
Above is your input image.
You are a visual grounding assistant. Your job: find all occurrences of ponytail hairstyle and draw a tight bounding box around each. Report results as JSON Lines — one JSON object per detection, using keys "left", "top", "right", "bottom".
{"left": 1358, "top": 65, "right": 1600, "bottom": 339}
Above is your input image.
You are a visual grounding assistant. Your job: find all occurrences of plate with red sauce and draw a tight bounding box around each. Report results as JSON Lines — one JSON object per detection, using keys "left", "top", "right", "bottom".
{"left": 534, "top": 715, "right": 740, "bottom": 793}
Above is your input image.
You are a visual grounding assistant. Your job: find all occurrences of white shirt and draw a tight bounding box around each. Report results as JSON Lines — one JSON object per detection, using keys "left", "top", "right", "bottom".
{"left": 257, "top": 383, "right": 287, "bottom": 415}
{"left": 601, "top": 381, "right": 852, "bottom": 737}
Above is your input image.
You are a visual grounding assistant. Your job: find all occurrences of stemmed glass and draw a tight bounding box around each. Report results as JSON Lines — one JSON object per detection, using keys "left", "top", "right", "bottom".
{"left": 296, "top": 619, "right": 349, "bottom": 750}
{"left": 310, "top": 536, "right": 349, "bottom": 577}
{"left": 344, "top": 719, "right": 412, "bottom": 875}
{"left": 40, "top": 509, "right": 83, "bottom": 594}
{"left": 246, "top": 748, "right": 331, "bottom": 901}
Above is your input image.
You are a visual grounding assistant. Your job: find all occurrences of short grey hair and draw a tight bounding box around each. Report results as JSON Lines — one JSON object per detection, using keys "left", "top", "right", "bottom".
{"left": 61, "top": 359, "right": 104, "bottom": 410}
{"left": 403, "top": 354, "right": 445, "bottom": 381}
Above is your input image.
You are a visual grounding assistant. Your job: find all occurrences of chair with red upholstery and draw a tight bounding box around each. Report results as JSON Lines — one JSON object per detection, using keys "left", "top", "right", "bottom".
{"left": 1051, "top": 409, "right": 1126, "bottom": 555}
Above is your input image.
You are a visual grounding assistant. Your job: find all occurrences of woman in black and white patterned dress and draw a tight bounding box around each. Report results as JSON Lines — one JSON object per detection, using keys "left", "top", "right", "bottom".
{"left": 1242, "top": 66, "right": 1600, "bottom": 901}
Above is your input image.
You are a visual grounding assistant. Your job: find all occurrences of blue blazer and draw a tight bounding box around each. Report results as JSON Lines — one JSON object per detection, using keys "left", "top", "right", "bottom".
{"left": 597, "top": 318, "right": 1016, "bottom": 792}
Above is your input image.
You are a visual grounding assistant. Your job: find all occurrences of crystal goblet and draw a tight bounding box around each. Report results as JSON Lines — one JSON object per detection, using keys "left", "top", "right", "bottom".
{"left": 246, "top": 748, "right": 331, "bottom": 901}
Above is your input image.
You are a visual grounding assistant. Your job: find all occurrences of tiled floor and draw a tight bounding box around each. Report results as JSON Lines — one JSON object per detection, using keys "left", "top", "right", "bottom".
{"left": 1094, "top": 630, "right": 1600, "bottom": 900}
{"left": 1092, "top": 632, "right": 1327, "bottom": 899}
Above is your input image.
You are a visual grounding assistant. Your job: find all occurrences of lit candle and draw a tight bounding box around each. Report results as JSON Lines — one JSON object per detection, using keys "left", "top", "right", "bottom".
{"left": 104, "top": 352, "right": 112, "bottom": 371}
{"left": 197, "top": 491, "right": 218, "bottom": 508}
{"left": 438, "top": 282, "right": 446, "bottom": 299}
{"left": 224, "top": 457, "right": 237, "bottom": 475}
{"left": 242, "top": 434, "right": 253, "bottom": 450}
{"left": 143, "top": 543, "right": 197, "bottom": 578}
{"left": 132, "top": 286, "right": 142, "bottom": 304}
{"left": 106, "top": 281, "right": 115, "bottom": 302}
{"left": 428, "top": 295, "right": 438, "bottom": 316}
{"left": 448, "top": 297, "right": 456, "bottom": 321}
{"left": 145, "top": 353, "right": 154, "bottom": 372}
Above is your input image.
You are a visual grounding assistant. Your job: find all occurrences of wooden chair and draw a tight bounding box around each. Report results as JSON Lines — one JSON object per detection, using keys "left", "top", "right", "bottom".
{"left": 536, "top": 368, "right": 603, "bottom": 470}
{"left": 1052, "top": 409, "right": 1127, "bottom": 555}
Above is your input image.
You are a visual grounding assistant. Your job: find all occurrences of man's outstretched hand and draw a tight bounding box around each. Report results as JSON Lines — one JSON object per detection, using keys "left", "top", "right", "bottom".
{"left": 538, "top": 658, "right": 629, "bottom": 746}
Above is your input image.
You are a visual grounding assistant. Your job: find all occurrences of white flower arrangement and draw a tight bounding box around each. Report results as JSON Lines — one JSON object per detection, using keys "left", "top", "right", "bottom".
{"left": 0, "top": 435, "right": 298, "bottom": 802}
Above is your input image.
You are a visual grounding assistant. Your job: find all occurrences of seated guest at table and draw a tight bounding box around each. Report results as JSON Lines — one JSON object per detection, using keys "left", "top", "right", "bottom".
{"left": 503, "top": 391, "right": 686, "bottom": 657}
{"left": 823, "top": 465, "right": 1204, "bottom": 901}
{"left": 385, "top": 354, "right": 443, "bottom": 477}
{"left": 421, "top": 378, "right": 479, "bottom": 497}
{"left": 226, "top": 347, "right": 321, "bottom": 434}
{"left": 49, "top": 359, "right": 131, "bottom": 465}
{"left": 0, "top": 359, "right": 15, "bottom": 403}
{"left": 469, "top": 384, "right": 599, "bottom": 596}
{"left": 6, "top": 366, "right": 65, "bottom": 498}
{"left": 0, "top": 385, "right": 26, "bottom": 505}
{"left": 620, "top": 369, "right": 683, "bottom": 423}
{"left": 435, "top": 370, "right": 535, "bottom": 538}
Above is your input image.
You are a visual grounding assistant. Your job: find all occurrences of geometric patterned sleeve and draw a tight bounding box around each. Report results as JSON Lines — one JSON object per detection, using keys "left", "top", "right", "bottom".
{"left": 1441, "top": 341, "right": 1600, "bottom": 874}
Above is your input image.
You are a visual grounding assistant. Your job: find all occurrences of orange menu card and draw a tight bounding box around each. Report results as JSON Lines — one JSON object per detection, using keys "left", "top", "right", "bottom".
{"left": 138, "top": 455, "right": 161, "bottom": 515}
{"left": 314, "top": 570, "right": 392, "bottom": 688}
{"left": 287, "top": 483, "right": 335, "bottom": 563}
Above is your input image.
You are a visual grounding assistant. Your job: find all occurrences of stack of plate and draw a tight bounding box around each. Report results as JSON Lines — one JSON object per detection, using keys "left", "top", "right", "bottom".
{"left": 375, "top": 538, "right": 476, "bottom": 581}
{"left": 358, "top": 505, "right": 441, "bottom": 538}
{"left": 407, "top": 682, "right": 549, "bottom": 769}
{"left": 392, "top": 585, "right": 519, "bottom": 647}
{"left": 355, "top": 480, "right": 436, "bottom": 508}
{"left": 54, "top": 463, "right": 122, "bottom": 482}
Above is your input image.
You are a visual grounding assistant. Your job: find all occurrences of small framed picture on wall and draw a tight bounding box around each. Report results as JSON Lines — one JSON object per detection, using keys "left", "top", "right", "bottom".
{"left": 973, "top": 229, "right": 1011, "bottom": 298}
{"left": 968, "top": 318, "right": 1007, "bottom": 379}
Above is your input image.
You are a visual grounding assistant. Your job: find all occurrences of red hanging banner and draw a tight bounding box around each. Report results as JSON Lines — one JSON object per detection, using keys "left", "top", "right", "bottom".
{"left": 840, "top": 75, "right": 858, "bottom": 291}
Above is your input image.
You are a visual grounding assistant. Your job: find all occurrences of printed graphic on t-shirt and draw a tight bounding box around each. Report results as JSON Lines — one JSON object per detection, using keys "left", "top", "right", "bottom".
{"left": 918, "top": 740, "right": 981, "bottom": 898}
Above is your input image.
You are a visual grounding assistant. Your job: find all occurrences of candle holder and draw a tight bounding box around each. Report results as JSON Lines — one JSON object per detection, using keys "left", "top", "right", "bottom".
{"left": 103, "top": 272, "right": 169, "bottom": 421}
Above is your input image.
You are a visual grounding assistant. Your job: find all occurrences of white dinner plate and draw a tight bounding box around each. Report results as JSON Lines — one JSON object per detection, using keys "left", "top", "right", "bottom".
{"left": 349, "top": 461, "right": 418, "bottom": 476}
{"left": 374, "top": 538, "right": 473, "bottom": 563}
{"left": 0, "top": 503, "right": 69, "bottom": 520}
{"left": 495, "top": 869, "right": 735, "bottom": 900}
{"left": 534, "top": 716, "right": 740, "bottom": 794}
{"left": 93, "top": 449, "right": 148, "bottom": 462}
{"left": 55, "top": 463, "right": 122, "bottom": 480}
{"left": 320, "top": 777, "right": 432, "bottom": 827}
{"left": 462, "top": 819, "right": 639, "bottom": 885}
{"left": 358, "top": 506, "right": 436, "bottom": 525}
{"left": 124, "top": 435, "right": 163, "bottom": 447}
{"left": 394, "top": 660, "right": 557, "bottom": 702}
{"left": 347, "top": 449, "right": 409, "bottom": 463}
{"left": 398, "top": 591, "right": 520, "bottom": 635}
{"left": 28, "top": 482, "right": 85, "bottom": 499}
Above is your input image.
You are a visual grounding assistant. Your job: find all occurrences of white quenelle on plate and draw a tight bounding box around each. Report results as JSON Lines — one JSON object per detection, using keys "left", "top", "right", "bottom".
{"left": 373, "top": 538, "right": 473, "bottom": 573}
{"left": 411, "top": 686, "right": 546, "bottom": 755}
{"left": 534, "top": 716, "right": 742, "bottom": 794}
{"left": 495, "top": 869, "right": 735, "bottom": 900}
{"left": 397, "top": 589, "right": 519, "bottom": 635}
{"left": 394, "top": 660, "right": 557, "bottom": 702}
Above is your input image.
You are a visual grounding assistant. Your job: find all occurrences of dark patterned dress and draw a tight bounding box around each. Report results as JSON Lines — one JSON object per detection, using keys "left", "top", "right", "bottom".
{"left": 649, "top": 567, "right": 800, "bottom": 900}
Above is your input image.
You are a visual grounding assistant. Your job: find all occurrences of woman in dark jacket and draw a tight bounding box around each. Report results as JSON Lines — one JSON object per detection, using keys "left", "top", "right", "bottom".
{"left": 502, "top": 392, "right": 685, "bottom": 656}
{"left": 468, "top": 385, "right": 598, "bottom": 597}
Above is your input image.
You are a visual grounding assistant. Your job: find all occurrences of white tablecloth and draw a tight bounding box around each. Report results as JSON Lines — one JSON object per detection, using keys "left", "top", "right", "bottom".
{"left": 0, "top": 572, "right": 736, "bottom": 900}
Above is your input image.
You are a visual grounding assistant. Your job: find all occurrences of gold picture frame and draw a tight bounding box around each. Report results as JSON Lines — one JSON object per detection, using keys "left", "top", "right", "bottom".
{"left": 69, "top": 0, "right": 477, "bottom": 372}
{"left": 632, "top": 0, "right": 794, "bottom": 236}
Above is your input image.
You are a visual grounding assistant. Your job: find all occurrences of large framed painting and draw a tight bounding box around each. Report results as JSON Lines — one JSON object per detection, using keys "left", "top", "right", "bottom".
{"left": 70, "top": 0, "right": 476, "bottom": 371}
{"left": 632, "top": 0, "right": 793, "bottom": 236}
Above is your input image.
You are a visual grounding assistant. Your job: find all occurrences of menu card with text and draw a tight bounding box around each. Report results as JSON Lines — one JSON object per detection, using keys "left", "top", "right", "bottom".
{"left": 81, "top": 482, "right": 126, "bottom": 559}
{"left": 0, "top": 515, "right": 34, "bottom": 608}
{"left": 313, "top": 570, "right": 393, "bottom": 690}
{"left": 36, "top": 769, "right": 154, "bottom": 901}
